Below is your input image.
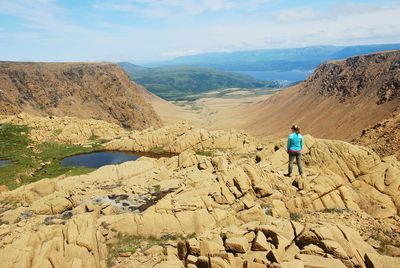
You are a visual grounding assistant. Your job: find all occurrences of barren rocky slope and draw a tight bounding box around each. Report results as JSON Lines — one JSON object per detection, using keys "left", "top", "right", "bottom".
{"left": 242, "top": 50, "right": 400, "bottom": 140}
{"left": 0, "top": 114, "right": 399, "bottom": 268}
{"left": 354, "top": 110, "right": 400, "bottom": 159}
{"left": 0, "top": 62, "right": 161, "bottom": 129}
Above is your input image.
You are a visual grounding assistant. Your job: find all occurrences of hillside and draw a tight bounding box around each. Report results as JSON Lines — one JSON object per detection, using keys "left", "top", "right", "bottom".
{"left": 160, "top": 43, "right": 400, "bottom": 73}
{"left": 121, "top": 65, "right": 281, "bottom": 100}
{"left": 0, "top": 62, "right": 161, "bottom": 129}
{"left": 240, "top": 50, "right": 400, "bottom": 140}
{"left": 354, "top": 110, "right": 400, "bottom": 159}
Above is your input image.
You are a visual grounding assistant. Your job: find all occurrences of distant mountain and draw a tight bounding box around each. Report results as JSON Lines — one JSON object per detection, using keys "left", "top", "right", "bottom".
{"left": 119, "top": 65, "right": 282, "bottom": 100}
{"left": 118, "top": 62, "right": 147, "bottom": 73}
{"left": 157, "top": 43, "right": 400, "bottom": 73}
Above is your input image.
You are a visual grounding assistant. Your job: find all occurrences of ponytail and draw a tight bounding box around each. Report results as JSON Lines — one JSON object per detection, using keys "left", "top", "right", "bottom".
{"left": 291, "top": 125, "right": 300, "bottom": 133}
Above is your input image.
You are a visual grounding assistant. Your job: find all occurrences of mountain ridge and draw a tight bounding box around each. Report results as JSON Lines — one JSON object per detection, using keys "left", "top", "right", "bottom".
{"left": 241, "top": 49, "right": 400, "bottom": 140}
{"left": 0, "top": 62, "right": 161, "bottom": 129}
{"left": 157, "top": 43, "right": 400, "bottom": 72}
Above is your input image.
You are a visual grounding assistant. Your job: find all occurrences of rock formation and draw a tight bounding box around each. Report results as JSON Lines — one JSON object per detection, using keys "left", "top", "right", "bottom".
{"left": 0, "top": 113, "right": 129, "bottom": 145}
{"left": 354, "top": 110, "right": 400, "bottom": 159}
{"left": 0, "top": 62, "right": 161, "bottom": 129}
{"left": 241, "top": 50, "right": 400, "bottom": 140}
{"left": 0, "top": 114, "right": 399, "bottom": 267}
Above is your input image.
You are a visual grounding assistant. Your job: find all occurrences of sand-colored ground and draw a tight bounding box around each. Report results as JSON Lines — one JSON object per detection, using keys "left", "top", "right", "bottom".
{"left": 149, "top": 92, "right": 271, "bottom": 137}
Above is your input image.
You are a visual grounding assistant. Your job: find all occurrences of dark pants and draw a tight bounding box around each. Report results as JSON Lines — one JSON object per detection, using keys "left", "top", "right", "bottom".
{"left": 288, "top": 151, "right": 302, "bottom": 175}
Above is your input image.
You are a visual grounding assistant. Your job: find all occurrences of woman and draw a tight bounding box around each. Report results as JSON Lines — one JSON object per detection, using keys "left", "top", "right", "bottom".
{"left": 284, "top": 125, "right": 303, "bottom": 177}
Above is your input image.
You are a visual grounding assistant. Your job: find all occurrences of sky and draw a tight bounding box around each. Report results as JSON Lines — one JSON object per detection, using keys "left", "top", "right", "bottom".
{"left": 0, "top": 0, "right": 400, "bottom": 63}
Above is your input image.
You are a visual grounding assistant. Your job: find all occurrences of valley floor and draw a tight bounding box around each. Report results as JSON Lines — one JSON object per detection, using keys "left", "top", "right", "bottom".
{"left": 149, "top": 88, "right": 274, "bottom": 141}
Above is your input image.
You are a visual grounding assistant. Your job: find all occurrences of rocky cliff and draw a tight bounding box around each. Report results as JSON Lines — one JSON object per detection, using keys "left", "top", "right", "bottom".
{"left": 0, "top": 114, "right": 399, "bottom": 268}
{"left": 243, "top": 50, "right": 400, "bottom": 140}
{"left": 354, "top": 109, "right": 400, "bottom": 159}
{"left": 303, "top": 50, "right": 400, "bottom": 103}
{"left": 0, "top": 62, "right": 161, "bottom": 129}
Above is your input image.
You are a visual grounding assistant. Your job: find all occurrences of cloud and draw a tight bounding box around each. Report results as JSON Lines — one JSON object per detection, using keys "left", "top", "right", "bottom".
{"left": 274, "top": 8, "right": 321, "bottom": 23}
{"left": 160, "top": 49, "right": 204, "bottom": 57}
{"left": 0, "top": 0, "right": 400, "bottom": 62}
{"left": 0, "top": 0, "right": 71, "bottom": 32}
{"left": 93, "top": 0, "right": 267, "bottom": 18}
{"left": 274, "top": 3, "right": 392, "bottom": 23}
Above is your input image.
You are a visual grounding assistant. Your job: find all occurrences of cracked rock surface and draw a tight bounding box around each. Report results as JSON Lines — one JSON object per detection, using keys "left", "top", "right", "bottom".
{"left": 0, "top": 115, "right": 399, "bottom": 267}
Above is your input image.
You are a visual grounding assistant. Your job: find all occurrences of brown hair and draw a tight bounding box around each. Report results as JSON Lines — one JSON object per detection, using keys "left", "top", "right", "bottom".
{"left": 291, "top": 125, "right": 300, "bottom": 133}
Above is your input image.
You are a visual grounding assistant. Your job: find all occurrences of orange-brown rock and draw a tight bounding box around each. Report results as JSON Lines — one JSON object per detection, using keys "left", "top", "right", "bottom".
{"left": 242, "top": 50, "right": 400, "bottom": 140}
{"left": 0, "top": 62, "right": 161, "bottom": 129}
{"left": 354, "top": 110, "right": 400, "bottom": 159}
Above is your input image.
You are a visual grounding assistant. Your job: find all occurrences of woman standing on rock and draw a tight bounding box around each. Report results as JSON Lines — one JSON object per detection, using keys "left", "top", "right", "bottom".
{"left": 285, "top": 125, "right": 303, "bottom": 178}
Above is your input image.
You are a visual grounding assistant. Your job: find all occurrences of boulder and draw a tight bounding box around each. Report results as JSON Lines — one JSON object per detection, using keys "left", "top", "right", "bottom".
{"left": 186, "top": 238, "right": 201, "bottom": 256}
{"left": 365, "top": 252, "right": 400, "bottom": 268}
{"left": 281, "top": 259, "right": 305, "bottom": 268}
{"left": 271, "top": 200, "right": 290, "bottom": 218}
{"left": 252, "top": 231, "right": 272, "bottom": 251}
{"left": 200, "top": 239, "right": 225, "bottom": 256}
{"left": 224, "top": 237, "right": 249, "bottom": 253}
{"left": 295, "top": 254, "right": 346, "bottom": 268}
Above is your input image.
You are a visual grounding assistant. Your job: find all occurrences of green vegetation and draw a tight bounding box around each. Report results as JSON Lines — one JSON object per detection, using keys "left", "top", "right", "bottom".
{"left": 148, "top": 146, "right": 166, "bottom": 155}
{"left": 370, "top": 227, "right": 400, "bottom": 254}
{"left": 121, "top": 65, "right": 281, "bottom": 101}
{"left": 107, "top": 233, "right": 195, "bottom": 267}
{"left": 0, "top": 124, "right": 100, "bottom": 190}
{"left": 196, "top": 150, "right": 213, "bottom": 157}
{"left": 290, "top": 212, "right": 302, "bottom": 221}
{"left": 321, "top": 207, "right": 350, "bottom": 214}
{"left": 152, "top": 184, "right": 161, "bottom": 193}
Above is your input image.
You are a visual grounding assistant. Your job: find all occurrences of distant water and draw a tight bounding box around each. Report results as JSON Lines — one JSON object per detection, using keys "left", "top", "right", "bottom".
{"left": 234, "top": 70, "right": 313, "bottom": 83}
{"left": 60, "top": 151, "right": 141, "bottom": 169}
{"left": 0, "top": 160, "right": 11, "bottom": 168}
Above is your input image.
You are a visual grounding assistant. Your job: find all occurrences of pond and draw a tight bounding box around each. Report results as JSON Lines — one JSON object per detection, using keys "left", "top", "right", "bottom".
{"left": 60, "top": 151, "right": 143, "bottom": 169}
{"left": 0, "top": 160, "right": 11, "bottom": 168}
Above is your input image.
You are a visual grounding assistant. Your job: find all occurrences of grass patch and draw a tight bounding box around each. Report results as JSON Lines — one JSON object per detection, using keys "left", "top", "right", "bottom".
{"left": 290, "top": 212, "right": 302, "bottom": 221}
{"left": 321, "top": 207, "right": 350, "bottom": 214}
{"left": 148, "top": 147, "right": 166, "bottom": 155}
{"left": 107, "top": 233, "right": 194, "bottom": 267}
{"left": 152, "top": 184, "right": 161, "bottom": 193}
{"left": 195, "top": 150, "right": 213, "bottom": 157}
{"left": 0, "top": 124, "right": 100, "bottom": 190}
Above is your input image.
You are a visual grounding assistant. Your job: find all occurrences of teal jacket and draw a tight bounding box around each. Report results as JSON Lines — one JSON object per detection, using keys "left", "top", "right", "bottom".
{"left": 287, "top": 133, "right": 303, "bottom": 152}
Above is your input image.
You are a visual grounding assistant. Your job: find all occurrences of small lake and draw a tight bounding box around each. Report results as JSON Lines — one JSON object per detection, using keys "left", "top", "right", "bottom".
{"left": 0, "top": 160, "right": 11, "bottom": 168}
{"left": 60, "top": 151, "right": 142, "bottom": 169}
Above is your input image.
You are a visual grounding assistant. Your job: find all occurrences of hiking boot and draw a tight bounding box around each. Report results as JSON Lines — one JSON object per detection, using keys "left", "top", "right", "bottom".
{"left": 284, "top": 173, "right": 292, "bottom": 177}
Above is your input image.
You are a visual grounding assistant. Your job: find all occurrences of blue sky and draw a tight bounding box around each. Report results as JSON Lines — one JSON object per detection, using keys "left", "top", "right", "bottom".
{"left": 0, "top": 0, "right": 399, "bottom": 63}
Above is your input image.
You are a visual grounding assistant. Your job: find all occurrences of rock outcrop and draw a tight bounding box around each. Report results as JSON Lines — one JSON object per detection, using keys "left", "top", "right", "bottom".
{"left": 256, "top": 135, "right": 400, "bottom": 219}
{"left": 0, "top": 113, "right": 128, "bottom": 145}
{"left": 242, "top": 50, "right": 400, "bottom": 140}
{"left": 304, "top": 50, "right": 400, "bottom": 103}
{"left": 105, "top": 121, "right": 256, "bottom": 154}
{"left": 0, "top": 115, "right": 399, "bottom": 267}
{"left": 0, "top": 62, "right": 161, "bottom": 129}
{"left": 354, "top": 110, "right": 400, "bottom": 159}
